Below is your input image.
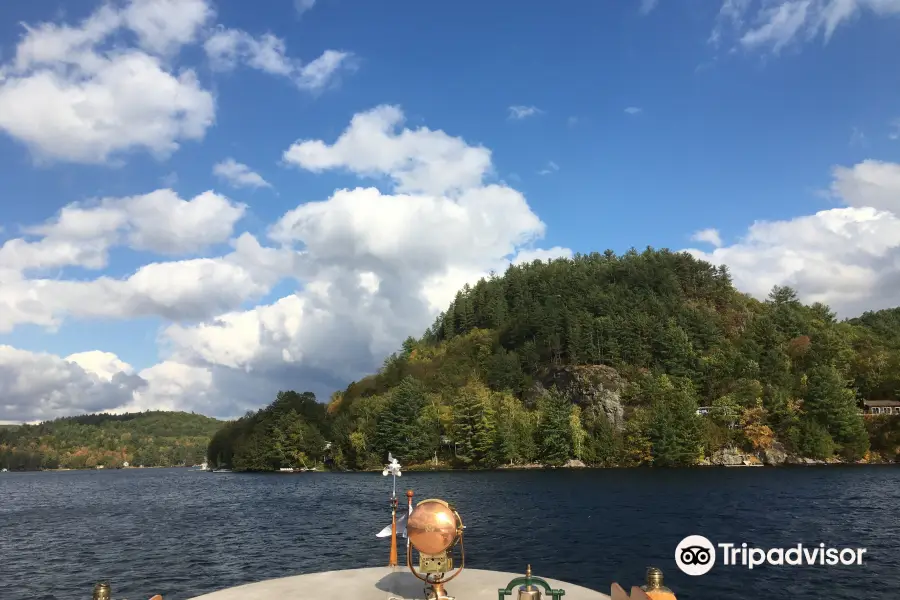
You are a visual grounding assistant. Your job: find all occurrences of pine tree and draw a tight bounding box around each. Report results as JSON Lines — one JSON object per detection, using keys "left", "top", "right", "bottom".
{"left": 373, "top": 377, "right": 427, "bottom": 462}
{"left": 538, "top": 389, "right": 572, "bottom": 466}
{"left": 643, "top": 375, "right": 703, "bottom": 467}
{"left": 451, "top": 379, "right": 496, "bottom": 466}
{"left": 803, "top": 365, "right": 869, "bottom": 460}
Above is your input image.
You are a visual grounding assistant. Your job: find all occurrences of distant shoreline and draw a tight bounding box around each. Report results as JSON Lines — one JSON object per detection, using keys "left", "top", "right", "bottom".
{"left": 4, "top": 459, "right": 897, "bottom": 474}
{"left": 236, "top": 460, "right": 900, "bottom": 473}
{"left": 1, "top": 465, "right": 197, "bottom": 473}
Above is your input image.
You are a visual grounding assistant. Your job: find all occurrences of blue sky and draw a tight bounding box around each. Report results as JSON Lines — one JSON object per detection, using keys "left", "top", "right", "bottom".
{"left": 1, "top": 0, "right": 899, "bottom": 421}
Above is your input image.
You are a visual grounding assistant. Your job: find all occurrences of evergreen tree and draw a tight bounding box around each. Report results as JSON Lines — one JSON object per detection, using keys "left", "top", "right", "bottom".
{"left": 373, "top": 376, "right": 428, "bottom": 462}
{"left": 803, "top": 366, "right": 869, "bottom": 460}
{"left": 641, "top": 375, "right": 703, "bottom": 467}
{"left": 538, "top": 389, "right": 572, "bottom": 466}
{"left": 451, "top": 379, "right": 497, "bottom": 466}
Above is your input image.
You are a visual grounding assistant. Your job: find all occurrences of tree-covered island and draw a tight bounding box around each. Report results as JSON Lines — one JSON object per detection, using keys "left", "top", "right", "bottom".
{"left": 0, "top": 411, "right": 221, "bottom": 471}
{"left": 207, "top": 249, "right": 900, "bottom": 471}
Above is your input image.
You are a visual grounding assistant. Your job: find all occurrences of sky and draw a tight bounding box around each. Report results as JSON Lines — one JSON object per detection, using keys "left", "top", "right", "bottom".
{"left": 1, "top": 0, "right": 899, "bottom": 423}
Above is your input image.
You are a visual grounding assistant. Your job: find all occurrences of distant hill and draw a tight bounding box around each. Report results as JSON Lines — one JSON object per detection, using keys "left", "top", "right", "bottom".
{"left": 0, "top": 411, "right": 225, "bottom": 471}
{"left": 209, "top": 249, "right": 900, "bottom": 472}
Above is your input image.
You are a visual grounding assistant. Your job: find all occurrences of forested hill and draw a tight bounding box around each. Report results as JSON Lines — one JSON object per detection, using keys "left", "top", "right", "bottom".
{"left": 0, "top": 411, "right": 223, "bottom": 471}
{"left": 209, "top": 249, "right": 900, "bottom": 471}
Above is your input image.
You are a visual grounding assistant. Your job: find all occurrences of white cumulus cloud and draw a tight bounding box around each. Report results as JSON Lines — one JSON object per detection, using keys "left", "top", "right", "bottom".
{"left": 0, "top": 237, "right": 293, "bottom": 333}
{"left": 156, "top": 107, "right": 562, "bottom": 409}
{"left": 684, "top": 159, "right": 900, "bottom": 317}
{"left": 0, "top": 0, "right": 215, "bottom": 164}
{"left": 213, "top": 159, "right": 272, "bottom": 189}
{"left": 691, "top": 228, "right": 724, "bottom": 248}
{"left": 283, "top": 105, "right": 493, "bottom": 195}
{"left": 0, "top": 0, "right": 355, "bottom": 165}
{"left": 203, "top": 27, "right": 353, "bottom": 91}
{"left": 0, "top": 189, "right": 246, "bottom": 274}
{"left": 0, "top": 346, "right": 146, "bottom": 422}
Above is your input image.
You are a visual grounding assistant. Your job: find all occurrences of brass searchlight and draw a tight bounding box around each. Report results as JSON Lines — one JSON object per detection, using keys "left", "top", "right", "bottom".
{"left": 406, "top": 498, "right": 465, "bottom": 600}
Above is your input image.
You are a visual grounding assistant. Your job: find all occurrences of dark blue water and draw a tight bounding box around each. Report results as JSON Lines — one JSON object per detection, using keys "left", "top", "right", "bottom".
{"left": 1, "top": 467, "right": 898, "bottom": 600}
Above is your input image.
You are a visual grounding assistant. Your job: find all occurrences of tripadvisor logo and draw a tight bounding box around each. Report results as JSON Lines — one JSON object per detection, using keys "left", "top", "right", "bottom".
{"left": 675, "top": 535, "right": 867, "bottom": 576}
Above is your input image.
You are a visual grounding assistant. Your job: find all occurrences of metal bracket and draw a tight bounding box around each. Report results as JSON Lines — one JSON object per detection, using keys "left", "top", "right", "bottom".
{"left": 498, "top": 571, "right": 565, "bottom": 600}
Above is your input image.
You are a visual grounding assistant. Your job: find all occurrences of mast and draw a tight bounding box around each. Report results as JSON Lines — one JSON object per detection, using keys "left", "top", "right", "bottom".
{"left": 389, "top": 495, "right": 399, "bottom": 566}
{"left": 383, "top": 453, "right": 402, "bottom": 567}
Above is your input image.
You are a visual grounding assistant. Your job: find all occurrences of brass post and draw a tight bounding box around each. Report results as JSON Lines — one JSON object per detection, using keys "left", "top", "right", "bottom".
{"left": 93, "top": 582, "right": 112, "bottom": 600}
{"left": 517, "top": 564, "right": 542, "bottom": 600}
{"left": 645, "top": 568, "right": 663, "bottom": 590}
{"left": 640, "top": 567, "right": 675, "bottom": 599}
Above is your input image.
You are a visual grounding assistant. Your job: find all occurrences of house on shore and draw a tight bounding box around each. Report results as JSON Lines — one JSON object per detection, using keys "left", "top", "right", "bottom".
{"left": 862, "top": 400, "right": 900, "bottom": 416}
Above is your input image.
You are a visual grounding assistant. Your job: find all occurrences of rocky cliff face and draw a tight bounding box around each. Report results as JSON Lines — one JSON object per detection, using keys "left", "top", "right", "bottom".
{"left": 531, "top": 365, "right": 625, "bottom": 430}
{"left": 708, "top": 442, "right": 833, "bottom": 467}
{"left": 710, "top": 447, "right": 759, "bottom": 466}
{"left": 760, "top": 441, "right": 788, "bottom": 465}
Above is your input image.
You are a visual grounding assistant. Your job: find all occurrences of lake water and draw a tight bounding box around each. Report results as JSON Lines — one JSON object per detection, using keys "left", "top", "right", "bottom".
{"left": 1, "top": 467, "right": 899, "bottom": 600}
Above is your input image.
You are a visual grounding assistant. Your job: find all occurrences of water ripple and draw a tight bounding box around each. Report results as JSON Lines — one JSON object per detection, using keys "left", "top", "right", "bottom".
{"left": 0, "top": 467, "right": 898, "bottom": 600}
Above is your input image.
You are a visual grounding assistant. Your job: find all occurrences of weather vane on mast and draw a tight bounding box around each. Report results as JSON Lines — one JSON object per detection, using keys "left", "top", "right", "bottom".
{"left": 376, "top": 452, "right": 405, "bottom": 567}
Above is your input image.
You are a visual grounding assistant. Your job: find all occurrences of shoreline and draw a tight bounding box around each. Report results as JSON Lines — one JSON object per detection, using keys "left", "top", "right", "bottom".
{"left": 1, "top": 465, "right": 197, "bottom": 473}
{"left": 4, "top": 463, "right": 896, "bottom": 474}
{"left": 4, "top": 458, "right": 897, "bottom": 474}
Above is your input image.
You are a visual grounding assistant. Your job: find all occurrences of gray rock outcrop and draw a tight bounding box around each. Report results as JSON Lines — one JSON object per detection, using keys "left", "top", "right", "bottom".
{"left": 785, "top": 456, "right": 827, "bottom": 465}
{"left": 760, "top": 441, "right": 788, "bottom": 465}
{"left": 537, "top": 365, "right": 625, "bottom": 430}
{"left": 710, "top": 447, "right": 756, "bottom": 466}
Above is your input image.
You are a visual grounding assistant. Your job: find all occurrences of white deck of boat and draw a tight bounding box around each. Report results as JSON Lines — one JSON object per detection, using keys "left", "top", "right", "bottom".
{"left": 188, "top": 567, "right": 612, "bottom": 600}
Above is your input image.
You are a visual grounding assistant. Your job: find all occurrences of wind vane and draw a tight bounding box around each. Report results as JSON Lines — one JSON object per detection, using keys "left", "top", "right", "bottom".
{"left": 384, "top": 452, "right": 402, "bottom": 496}
{"left": 376, "top": 452, "right": 405, "bottom": 567}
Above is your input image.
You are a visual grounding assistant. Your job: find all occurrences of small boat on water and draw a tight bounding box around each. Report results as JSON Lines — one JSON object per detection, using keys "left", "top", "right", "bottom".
{"left": 87, "top": 490, "right": 677, "bottom": 600}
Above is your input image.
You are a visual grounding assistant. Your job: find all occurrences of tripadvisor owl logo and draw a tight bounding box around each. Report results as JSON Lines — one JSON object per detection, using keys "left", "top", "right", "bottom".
{"left": 675, "top": 535, "right": 868, "bottom": 575}
{"left": 675, "top": 535, "right": 716, "bottom": 576}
